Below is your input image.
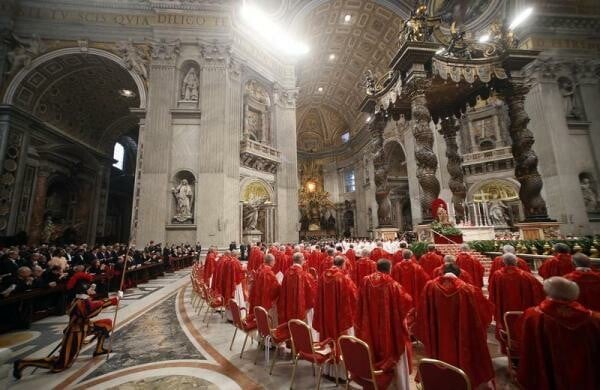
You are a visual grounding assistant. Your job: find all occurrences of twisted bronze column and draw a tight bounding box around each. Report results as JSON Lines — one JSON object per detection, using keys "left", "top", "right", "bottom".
{"left": 440, "top": 117, "right": 467, "bottom": 222}
{"left": 503, "top": 83, "right": 550, "bottom": 221}
{"left": 410, "top": 91, "right": 440, "bottom": 222}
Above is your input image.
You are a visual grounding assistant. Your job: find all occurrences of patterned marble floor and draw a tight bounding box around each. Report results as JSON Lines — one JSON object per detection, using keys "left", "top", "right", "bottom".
{"left": 1, "top": 273, "right": 517, "bottom": 389}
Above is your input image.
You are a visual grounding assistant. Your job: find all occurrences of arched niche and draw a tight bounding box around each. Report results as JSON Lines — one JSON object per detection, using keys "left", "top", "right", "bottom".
{"left": 171, "top": 170, "right": 196, "bottom": 224}
{"left": 240, "top": 179, "right": 274, "bottom": 203}
{"left": 467, "top": 178, "right": 521, "bottom": 226}
{"left": 178, "top": 60, "right": 200, "bottom": 107}
{"left": 243, "top": 80, "right": 271, "bottom": 144}
{"left": 383, "top": 140, "right": 408, "bottom": 177}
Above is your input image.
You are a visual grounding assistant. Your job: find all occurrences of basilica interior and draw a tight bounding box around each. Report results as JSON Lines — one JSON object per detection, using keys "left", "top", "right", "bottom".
{"left": 0, "top": 0, "right": 599, "bottom": 389}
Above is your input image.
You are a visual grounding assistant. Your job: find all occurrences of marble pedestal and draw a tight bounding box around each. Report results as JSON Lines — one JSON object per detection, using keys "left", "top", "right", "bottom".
{"left": 515, "top": 221, "right": 561, "bottom": 240}
{"left": 375, "top": 227, "right": 399, "bottom": 240}
{"left": 242, "top": 230, "right": 262, "bottom": 245}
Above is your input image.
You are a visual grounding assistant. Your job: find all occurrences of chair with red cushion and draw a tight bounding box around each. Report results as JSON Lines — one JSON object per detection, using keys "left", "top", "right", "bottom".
{"left": 253, "top": 306, "right": 291, "bottom": 370}
{"left": 502, "top": 310, "right": 524, "bottom": 382}
{"left": 418, "top": 358, "right": 471, "bottom": 390}
{"left": 338, "top": 335, "right": 393, "bottom": 390}
{"left": 201, "top": 284, "right": 224, "bottom": 326}
{"left": 288, "top": 319, "right": 336, "bottom": 389}
{"left": 229, "top": 299, "right": 257, "bottom": 358}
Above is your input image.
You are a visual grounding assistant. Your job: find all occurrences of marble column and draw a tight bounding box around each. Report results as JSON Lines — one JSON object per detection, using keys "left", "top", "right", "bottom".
{"left": 196, "top": 43, "right": 242, "bottom": 247}
{"left": 503, "top": 82, "right": 550, "bottom": 221}
{"left": 135, "top": 39, "right": 179, "bottom": 245}
{"left": 28, "top": 167, "right": 50, "bottom": 244}
{"left": 439, "top": 117, "right": 467, "bottom": 222}
{"left": 410, "top": 88, "right": 440, "bottom": 223}
{"left": 273, "top": 86, "right": 299, "bottom": 242}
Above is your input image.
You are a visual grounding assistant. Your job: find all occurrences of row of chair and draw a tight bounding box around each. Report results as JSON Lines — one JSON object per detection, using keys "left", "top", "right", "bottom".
{"left": 190, "top": 265, "right": 473, "bottom": 390}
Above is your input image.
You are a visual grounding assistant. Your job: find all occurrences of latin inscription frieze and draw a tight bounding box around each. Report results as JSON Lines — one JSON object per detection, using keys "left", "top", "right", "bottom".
{"left": 17, "top": 6, "right": 229, "bottom": 28}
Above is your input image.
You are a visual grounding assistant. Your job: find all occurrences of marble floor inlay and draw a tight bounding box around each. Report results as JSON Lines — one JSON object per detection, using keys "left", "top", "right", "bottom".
{"left": 83, "top": 293, "right": 205, "bottom": 381}
{"left": 106, "top": 375, "right": 218, "bottom": 390}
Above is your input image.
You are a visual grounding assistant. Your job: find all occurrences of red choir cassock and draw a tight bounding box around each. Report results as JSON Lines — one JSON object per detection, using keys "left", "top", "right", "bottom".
{"left": 318, "top": 255, "right": 334, "bottom": 276}
{"left": 203, "top": 251, "right": 217, "bottom": 285}
{"left": 488, "top": 265, "right": 544, "bottom": 349}
{"left": 246, "top": 246, "right": 264, "bottom": 273}
{"left": 272, "top": 249, "right": 292, "bottom": 276}
{"left": 415, "top": 276, "right": 495, "bottom": 389}
{"left": 210, "top": 254, "right": 226, "bottom": 293}
{"left": 277, "top": 264, "right": 317, "bottom": 325}
{"left": 369, "top": 247, "right": 390, "bottom": 262}
{"left": 564, "top": 269, "right": 600, "bottom": 311}
{"left": 313, "top": 266, "right": 357, "bottom": 342}
{"left": 308, "top": 250, "right": 325, "bottom": 271}
{"left": 419, "top": 252, "right": 444, "bottom": 278}
{"left": 517, "top": 299, "right": 600, "bottom": 390}
{"left": 391, "top": 260, "right": 430, "bottom": 308}
{"left": 345, "top": 248, "right": 357, "bottom": 265}
{"left": 489, "top": 255, "right": 530, "bottom": 276}
{"left": 356, "top": 272, "right": 413, "bottom": 370}
{"left": 539, "top": 253, "right": 575, "bottom": 279}
{"left": 353, "top": 257, "right": 377, "bottom": 286}
{"left": 432, "top": 266, "right": 475, "bottom": 285}
{"left": 246, "top": 263, "right": 280, "bottom": 326}
{"left": 212, "top": 255, "right": 244, "bottom": 300}
{"left": 392, "top": 250, "right": 404, "bottom": 265}
{"left": 455, "top": 252, "right": 485, "bottom": 288}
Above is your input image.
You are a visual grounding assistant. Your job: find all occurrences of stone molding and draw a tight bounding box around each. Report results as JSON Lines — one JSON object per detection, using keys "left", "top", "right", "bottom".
{"left": 525, "top": 56, "right": 600, "bottom": 83}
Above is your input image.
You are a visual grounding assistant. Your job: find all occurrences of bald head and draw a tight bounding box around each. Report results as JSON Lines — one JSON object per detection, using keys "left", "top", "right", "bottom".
{"left": 361, "top": 249, "right": 370, "bottom": 257}
{"left": 572, "top": 253, "right": 592, "bottom": 268}
{"left": 264, "top": 253, "right": 275, "bottom": 265}
{"left": 403, "top": 250, "right": 413, "bottom": 260}
{"left": 544, "top": 277, "right": 579, "bottom": 301}
{"left": 428, "top": 244, "right": 436, "bottom": 252}
{"left": 292, "top": 252, "right": 304, "bottom": 264}
{"left": 553, "top": 243, "right": 570, "bottom": 254}
{"left": 377, "top": 259, "right": 391, "bottom": 273}
{"left": 460, "top": 243, "right": 470, "bottom": 251}
{"left": 333, "top": 256, "right": 345, "bottom": 267}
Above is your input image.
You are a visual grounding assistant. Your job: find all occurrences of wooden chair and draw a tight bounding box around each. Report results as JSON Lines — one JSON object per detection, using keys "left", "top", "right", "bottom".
{"left": 502, "top": 310, "right": 524, "bottom": 381}
{"left": 253, "top": 306, "right": 291, "bottom": 370}
{"left": 229, "top": 299, "right": 256, "bottom": 358}
{"left": 338, "top": 335, "right": 393, "bottom": 390}
{"left": 288, "top": 319, "right": 336, "bottom": 390}
{"left": 418, "top": 358, "right": 471, "bottom": 390}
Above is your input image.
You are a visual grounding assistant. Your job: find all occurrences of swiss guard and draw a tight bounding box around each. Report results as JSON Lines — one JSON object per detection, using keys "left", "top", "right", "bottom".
{"left": 13, "top": 272, "right": 122, "bottom": 379}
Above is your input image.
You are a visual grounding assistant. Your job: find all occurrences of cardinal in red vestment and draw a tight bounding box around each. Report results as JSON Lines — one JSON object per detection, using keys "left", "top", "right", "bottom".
{"left": 314, "top": 256, "right": 357, "bottom": 344}
{"left": 356, "top": 259, "right": 413, "bottom": 389}
{"left": 432, "top": 255, "right": 475, "bottom": 285}
{"left": 353, "top": 249, "right": 377, "bottom": 286}
{"left": 345, "top": 244, "right": 357, "bottom": 267}
{"left": 391, "top": 249, "right": 429, "bottom": 307}
{"left": 415, "top": 263, "right": 495, "bottom": 389}
{"left": 246, "top": 244, "right": 264, "bottom": 273}
{"left": 246, "top": 253, "right": 280, "bottom": 327}
{"left": 538, "top": 243, "right": 575, "bottom": 279}
{"left": 517, "top": 277, "right": 600, "bottom": 390}
{"left": 369, "top": 242, "right": 390, "bottom": 262}
{"left": 419, "top": 244, "right": 444, "bottom": 278}
{"left": 307, "top": 245, "right": 325, "bottom": 271}
{"left": 318, "top": 248, "right": 335, "bottom": 275}
{"left": 203, "top": 247, "right": 218, "bottom": 285}
{"left": 212, "top": 251, "right": 245, "bottom": 301}
{"left": 455, "top": 244, "right": 485, "bottom": 288}
{"left": 277, "top": 252, "right": 317, "bottom": 326}
{"left": 488, "top": 253, "right": 544, "bottom": 352}
{"left": 564, "top": 253, "right": 600, "bottom": 311}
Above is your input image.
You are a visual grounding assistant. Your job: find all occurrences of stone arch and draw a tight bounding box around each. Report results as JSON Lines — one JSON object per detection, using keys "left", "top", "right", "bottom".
{"left": 3, "top": 47, "right": 146, "bottom": 108}
{"left": 243, "top": 79, "right": 272, "bottom": 143}
{"left": 382, "top": 139, "right": 407, "bottom": 177}
{"left": 239, "top": 177, "right": 274, "bottom": 203}
{"left": 467, "top": 178, "right": 520, "bottom": 202}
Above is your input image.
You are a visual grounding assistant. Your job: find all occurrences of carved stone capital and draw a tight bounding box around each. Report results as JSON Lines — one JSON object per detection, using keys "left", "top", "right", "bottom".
{"left": 273, "top": 86, "right": 298, "bottom": 108}
{"left": 147, "top": 37, "right": 180, "bottom": 64}
{"left": 200, "top": 41, "right": 232, "bottom": 69}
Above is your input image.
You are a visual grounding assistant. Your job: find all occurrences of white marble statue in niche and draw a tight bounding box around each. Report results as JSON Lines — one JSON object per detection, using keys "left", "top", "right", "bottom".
{"left": 181, "top": 68, "right": 199, "bottom": 101}
{"left": 172, "top": 179, "right": 193, "bottom": 223}
{"left": 580, "top": 177, "right": 599, "bottom": 213}
{"left": 243, "top": 195, "right": 265, "bottom": 231}
{"left": 558, "top": 77, "right": 583, "bottom": 120}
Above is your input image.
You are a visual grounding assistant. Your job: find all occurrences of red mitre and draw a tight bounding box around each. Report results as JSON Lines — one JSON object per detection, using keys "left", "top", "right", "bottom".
{"left": 431, "top": 198, "right": 447, "bottom": 220}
